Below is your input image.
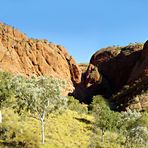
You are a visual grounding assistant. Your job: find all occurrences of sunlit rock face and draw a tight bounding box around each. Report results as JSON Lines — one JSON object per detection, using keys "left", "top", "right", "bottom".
{"left": 0, "top": 23, "right": 81, "bottom": 93}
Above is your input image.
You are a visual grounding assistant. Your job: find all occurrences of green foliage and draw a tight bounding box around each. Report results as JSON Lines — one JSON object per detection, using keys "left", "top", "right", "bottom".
{"left": 90, "top": 95, "right": 108, "bottom": 109}
{"left": 120, "top": 110, "right": 148, "bottom": 147}
{"left": 0, "top": 108, "right": 40, "bottom": 147}
{"left": 120, "top": 109, "right": 142, "bottom": 132}
{"left": 91, "top": 95, "right": 121, "bottom": 132}
{"left": 89, "top": 130, "right": 124, "bottom": 148}
{"left": 13, "top": 76, "right": 67, "bottom": 115}
{"left": 89, "top": 96, "right": 148, "bottom": 147}
{"left": 136, "top": 112, "right": 148, "bottom": 128}
{"left": 67, "top": 96, "right": 88, "bottom": 114}
{"left": 11, "top": 75, "right": 68, "bottom": 144}
{"left": 90, "top": 95, "right": 122, "bottom": 145}
{"left": 125, "top": 126, "right": 148, "bottom": 148}
{"left": 0, "top": 72, "right": 15, "bottom": 109}
{"left": 0, "top": 71, "right": 147, "bottom": 147}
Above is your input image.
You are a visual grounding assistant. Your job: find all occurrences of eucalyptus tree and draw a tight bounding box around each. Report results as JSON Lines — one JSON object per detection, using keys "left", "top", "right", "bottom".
{"left": 91, "top": 95, "right": 121, "bottom": 143}
{"left": 13, "top": 75, "right": 68, "bottom": 144}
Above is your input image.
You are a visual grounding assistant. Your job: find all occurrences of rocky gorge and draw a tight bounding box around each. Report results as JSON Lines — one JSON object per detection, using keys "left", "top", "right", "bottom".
{"left": 0, "top": 22, "right": 147, "bottom": 111}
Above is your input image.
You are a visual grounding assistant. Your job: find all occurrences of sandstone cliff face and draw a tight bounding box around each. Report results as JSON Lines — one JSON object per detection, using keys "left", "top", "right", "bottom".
{"left": 128, "top": 41, "right": 148, "bottom": 82}
{"left": 0, "top": 23, "right": 81, "bottom": 91}
{"left": 82, "top": 42, "right": 148, "bottom": 110}
{"left": 85, "top": 44, "right": 143, "bottom": 91}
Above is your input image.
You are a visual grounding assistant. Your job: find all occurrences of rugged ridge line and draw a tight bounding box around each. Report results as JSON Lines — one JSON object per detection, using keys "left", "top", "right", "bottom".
{"left": 0, "top": 22, "right": 81, "bottom": 92}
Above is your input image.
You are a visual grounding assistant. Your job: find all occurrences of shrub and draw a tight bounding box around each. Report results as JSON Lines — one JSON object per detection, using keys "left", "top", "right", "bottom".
{"left": 90, "top": 95, "right": 121, "bottom": 143}
{"left": 0, "top": 108, "right": 40, "bottom": 147}
{"left": 0, "top": 72, "right": 15, "bottom": 109}
{"left": 67, "top": 96, "right": 88, "bottom": 114}
{"left": 120, "top": 110, "right": 148, "bottom": 147}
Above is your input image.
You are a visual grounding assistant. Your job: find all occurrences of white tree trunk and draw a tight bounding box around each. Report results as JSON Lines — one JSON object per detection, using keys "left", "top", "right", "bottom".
{"left": 41, "top": 119, "right": 44, "bottom": 144}
{"left": 0, "top": 110, "right": 2, "bottom": 123}
{"left": 41, "top": 113, "right": 45, "bottom": 145}
{"left": 101, "top": 128, "right": 105, "bottom": 143}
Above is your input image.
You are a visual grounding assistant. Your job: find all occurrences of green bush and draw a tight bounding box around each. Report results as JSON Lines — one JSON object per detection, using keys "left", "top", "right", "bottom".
{"left": 89, "top": 95, "right": 122, "bottom": 146}
{"left": 0, "top": 108, "right": 40, "bottom": 147}
{"left": 67, "top": 96, "right": 88, "bottom": 114}
{"left": 88, "top": 95, "right": 108, "bottom": 113}
{"left": 0, "top": 71, "right": 15, "bottom": 109}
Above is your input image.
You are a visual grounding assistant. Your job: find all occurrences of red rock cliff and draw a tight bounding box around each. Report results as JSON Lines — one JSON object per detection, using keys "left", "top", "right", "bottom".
{"left": 82, "top": 42, "right": 148, "bottom": 110}
{"left": 0, "top": 23, "right": 81, "bottom": 92}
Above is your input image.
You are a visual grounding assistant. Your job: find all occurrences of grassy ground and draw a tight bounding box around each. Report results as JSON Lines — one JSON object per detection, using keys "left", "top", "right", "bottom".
{"left": 0, "top": 108, "right": 125, "bottom": 148}
{"left": 0, "top": 108, "right": 93, "bottom": 147}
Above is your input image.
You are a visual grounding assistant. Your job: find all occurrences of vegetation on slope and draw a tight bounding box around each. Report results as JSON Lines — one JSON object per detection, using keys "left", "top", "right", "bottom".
{"left": 0, "top": 72, "right": 147, "bottom": 148}
{"left": 0, "top": 108, "right": 93, "bottom": 148}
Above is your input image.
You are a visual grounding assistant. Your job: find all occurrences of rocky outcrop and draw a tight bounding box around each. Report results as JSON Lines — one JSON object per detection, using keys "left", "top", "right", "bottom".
{"left": 128, "top": 41, "right": 148, "bottom": 82}
{"left": 78, "top": 43, "right": 148, "bottom": 110}
{"left": 111, "top": 76, "right": 148, "bottom": 111}
{"left": 0, "top": 22, "right": 147, "bottom": 110}
{"left": 85, "top": 44, "right": 143, "bottom": 91}
{"left": 111, "top": 41, "right": 148, "bottom": 111}
{"left": 0, "top": 23, "right": 81, "bottom": 92}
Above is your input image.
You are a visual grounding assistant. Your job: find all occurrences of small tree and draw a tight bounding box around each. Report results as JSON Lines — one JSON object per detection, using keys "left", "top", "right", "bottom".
{"left": 91, "top": 95, "right": 121, "bottom": 143}
{"left": 13, "top": 76, "right": 67, "bottom": 144}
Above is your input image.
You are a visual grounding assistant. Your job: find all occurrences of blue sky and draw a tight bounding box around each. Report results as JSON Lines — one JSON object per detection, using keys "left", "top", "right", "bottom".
{"left": 0, "top": 0, "right": 148, "bottom": 63}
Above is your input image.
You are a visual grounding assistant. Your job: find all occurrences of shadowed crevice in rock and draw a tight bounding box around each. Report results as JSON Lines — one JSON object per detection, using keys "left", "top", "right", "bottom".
{"left": 71, "top": 46, "right": 142, "bottom": 102}
{"left": 71, "top": 42, "right": 148, "bottom": 111}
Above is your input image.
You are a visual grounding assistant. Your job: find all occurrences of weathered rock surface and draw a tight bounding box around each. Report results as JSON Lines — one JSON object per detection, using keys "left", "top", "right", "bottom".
{"left": 0, "top": 22, "right": 147, "bottom": 110}
{"left": 128, "top": 41, "right": 148, "bottom": 82}
{"left": 85, "top": 44, "right": 143, "bottom": 91}
{"left": 77, "top": 43, "right": 148, "bottom": 110}
{"left": 0, "top": 23, "right": 81, "bottom": 92}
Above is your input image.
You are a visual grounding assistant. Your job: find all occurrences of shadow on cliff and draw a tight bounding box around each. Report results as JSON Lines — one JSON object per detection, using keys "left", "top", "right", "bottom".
{"left": 69, "top": 49, "right": 143, "bottom": 104}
